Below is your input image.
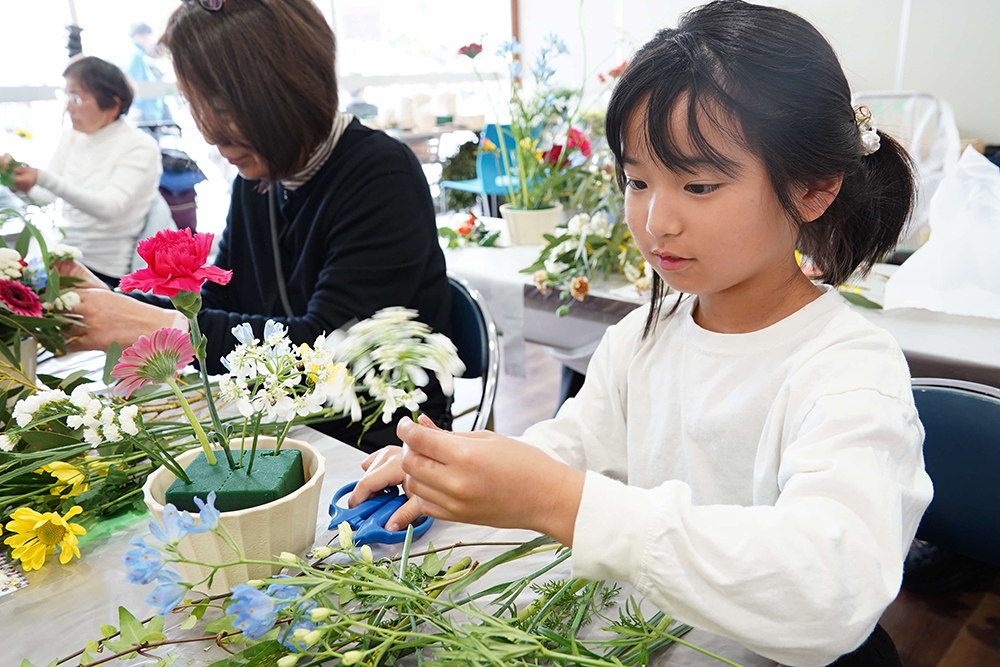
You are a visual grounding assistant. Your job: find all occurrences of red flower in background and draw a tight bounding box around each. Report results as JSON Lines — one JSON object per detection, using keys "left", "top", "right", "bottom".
{"left": 458, "top": 214, "right": 476, "bottom": 236}
{"left": 119, "top": 228, "right": 232, "bottom": 298}
{"left": 609, "top": 61, "right": 627, "bottom": 78}
{"left": 544, "top": 145, "right": 563, "bottom": 165}
{"left": 0, "top": 279, "right": 42, "bottom": 317}
{"left": 567, "top": 129, "right": 591, "bottom": 157}
{"left": 458, "top": 42, "right": 483, "bottom": 59}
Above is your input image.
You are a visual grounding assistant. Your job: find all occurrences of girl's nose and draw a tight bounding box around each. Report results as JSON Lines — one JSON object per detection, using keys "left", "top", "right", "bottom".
{"left": 646, "top": 193, "right": 684, "bottom": 237}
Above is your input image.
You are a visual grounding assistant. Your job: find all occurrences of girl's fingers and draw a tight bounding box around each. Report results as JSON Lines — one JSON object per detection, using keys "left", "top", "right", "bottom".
{"left": 400, "top": 442, "right": 451, "bottom": 489}
{"left": 403, "top": 475, "right": 458, "bottom": 519}
{"left": 418, "top": 413, "right": 444, "bottom": 430}
{"left": 397, "top": 417, "right": 453, "bottom": 463}
{"left": 350, "top": 458, "right": 404, "bottom": 507}
{"left": 385, "top": 497, "right": 426, "bottom": 533}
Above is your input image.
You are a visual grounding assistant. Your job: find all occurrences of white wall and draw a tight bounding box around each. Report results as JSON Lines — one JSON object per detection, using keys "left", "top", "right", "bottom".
{"left": 519, "top": 0, "right": 1000, "bottom": 142}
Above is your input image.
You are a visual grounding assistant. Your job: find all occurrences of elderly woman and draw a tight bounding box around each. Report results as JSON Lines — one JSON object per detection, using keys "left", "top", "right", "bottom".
{"left": 66, "top": 0, "right": 452, "bottom": 450}
{"left": 2, "top": 57, "right": 161, "bottom": 286}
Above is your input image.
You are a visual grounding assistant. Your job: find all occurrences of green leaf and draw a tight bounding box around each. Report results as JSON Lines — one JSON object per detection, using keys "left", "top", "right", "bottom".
{"left": 99, "top": 624, "right": 117, "bottom": 639}
{"left": 180, "top": 613, "right": 199, "bottom": 630}
{"left": 78, "top": 653, "right": 95, "bottom": 666}
{"left": 57, "top": 369, "right": 91, "bottom": 390}
{"left": 103, "top": 341, "right": 123, "bottom": 385}
{"left": 19, "top": 431, "right": 83, "bottom": 448}
{"left": 450, "top": 535, "right": 555, "bottom": 594}
{"left": 204, "top": 615, "right": 239, "bottom": 635}
{"left": 118, "top": 606, "right": 145, "bottom": 645}
{"left": 19, "top": 660, "right": 37, "bottom": 667}
{"left": 204, "top": 640, "right": 284, "bottom": 667}
{"left": 190, "top": 598, "right": 210, "bottom": 620}
{"left": 153, "top": 657, "right": 179, "bottom": 667}
{"left": 85, "top": 640, "right": 100, "bottom": 653}
{"left": 839, "top": 289, "right": 883, "bottom": 309}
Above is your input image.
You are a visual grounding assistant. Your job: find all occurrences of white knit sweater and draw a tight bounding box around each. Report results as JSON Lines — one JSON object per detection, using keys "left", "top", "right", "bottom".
{"left": 28, "top": 119, "right": 161, "bottom": 277}
{"left": 519, "top": 286, "right": 933, "bottom": 667}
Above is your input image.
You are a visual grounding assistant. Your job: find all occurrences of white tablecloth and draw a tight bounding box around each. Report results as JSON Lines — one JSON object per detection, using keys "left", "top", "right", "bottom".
{"left": 4, "top": 426, "right": 773, "bottom": 667}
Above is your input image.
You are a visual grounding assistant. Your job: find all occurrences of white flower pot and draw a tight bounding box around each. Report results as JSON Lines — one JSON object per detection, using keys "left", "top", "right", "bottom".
{"left": 1, "top": 338, "right": 37, "bottom": 393}
{"left": 142, "top": 437, "right": 326, "bottom": 594}
{"left": 500, "top": 203, "right": 563, "bottom": 245}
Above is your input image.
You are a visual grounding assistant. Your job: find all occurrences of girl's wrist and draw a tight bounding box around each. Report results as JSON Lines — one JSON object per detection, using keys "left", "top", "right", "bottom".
{"left": 532, "top": 460, "right": 585, "bottom": 547}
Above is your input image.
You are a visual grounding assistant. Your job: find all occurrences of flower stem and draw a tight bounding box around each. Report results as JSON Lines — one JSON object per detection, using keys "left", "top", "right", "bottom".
{"left": 165, "top": 377, "right": 216, "bottom": 465}
{"left": 188, "top": 315, "right": 236, "bottom": 469}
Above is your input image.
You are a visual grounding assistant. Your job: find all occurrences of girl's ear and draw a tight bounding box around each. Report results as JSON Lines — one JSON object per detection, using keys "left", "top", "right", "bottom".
{"left": 796, "top": 174, "right": 843, "bottom": 222}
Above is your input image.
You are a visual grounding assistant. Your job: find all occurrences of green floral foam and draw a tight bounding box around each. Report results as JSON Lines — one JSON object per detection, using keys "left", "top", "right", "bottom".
{"left": 165, "top": 449, "right": 305, "bottom": 512}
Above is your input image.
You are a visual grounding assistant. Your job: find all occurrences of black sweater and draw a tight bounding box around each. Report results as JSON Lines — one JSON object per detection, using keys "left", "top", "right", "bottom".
{"left": 142, "top": 120, "right": 452, "bottom": 449}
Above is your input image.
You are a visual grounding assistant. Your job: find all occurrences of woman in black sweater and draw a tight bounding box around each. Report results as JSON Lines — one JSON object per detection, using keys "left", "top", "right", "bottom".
{"left": 65, "top": 0, "right": 452, "bottom": 450}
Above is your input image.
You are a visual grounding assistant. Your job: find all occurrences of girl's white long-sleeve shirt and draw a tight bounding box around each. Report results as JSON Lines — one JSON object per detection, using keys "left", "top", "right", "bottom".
{"left": 27, "top": 119, "right": 161, "bottom": 277}
{"left": 519, "top": 286, "right": 933, "bottom": 667}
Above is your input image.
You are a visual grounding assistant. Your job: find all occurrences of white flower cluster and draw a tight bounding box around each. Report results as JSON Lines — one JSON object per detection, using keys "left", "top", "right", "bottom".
{"left": 64, "top": 385, "right": 140, "bottom": 446}
{"left": 564, "top": 211, "right": 612, "bottom": 240}
{"left": 220, "top": 310, "right": 465, "bottom": 426}
{"left": 9, "top": 384, "right": 140, "bottom": 447}
{"left": 0, "top": 247, "right": 23, "bottom": 279}
{"left": 13, "top": 388, "right": 68, "bottom": 427}
{"left": 48, "top": 244, "right": 83, "bottom": 263}
{"left": 43, "top": 291, "right": 82, "bottom": 312}
{"left": 220, "top": 320, "right": 358, "bottom": 424}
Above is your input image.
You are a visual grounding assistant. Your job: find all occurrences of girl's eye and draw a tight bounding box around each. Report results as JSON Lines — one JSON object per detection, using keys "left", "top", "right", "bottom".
{"left": 685, "top": 183, "right": 720, "bottom": 195}
{"left": 625, "top": 178, "right": 647, "bottom": 190}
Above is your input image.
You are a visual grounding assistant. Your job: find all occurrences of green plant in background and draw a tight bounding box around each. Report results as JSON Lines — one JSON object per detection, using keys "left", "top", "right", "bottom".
{"left": 438, "top": 212, "right": 501, "bottom": 249}
{"left": 32, "top": 509, "right": 745, "bottom": 667}
{"left": 0, "top": 155, "right": 23, "bottom": 191}
{"left": 440, "top": 141, "right": 481, "bottom": 212}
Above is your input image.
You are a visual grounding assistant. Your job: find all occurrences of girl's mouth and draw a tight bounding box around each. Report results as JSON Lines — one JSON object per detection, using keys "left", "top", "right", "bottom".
{"left": 653, "top": 253, "right": 694, "bottom": 271}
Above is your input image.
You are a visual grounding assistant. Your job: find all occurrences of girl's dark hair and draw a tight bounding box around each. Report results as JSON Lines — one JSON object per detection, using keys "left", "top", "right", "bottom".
{"left": 162, "top": 0, "right": 338, "bottom": 180}
{"left": 62, "top": 57, "right": 133, "bottom": 117}
{"left": 606, "top": 0, "right": 915, "bottom": 336}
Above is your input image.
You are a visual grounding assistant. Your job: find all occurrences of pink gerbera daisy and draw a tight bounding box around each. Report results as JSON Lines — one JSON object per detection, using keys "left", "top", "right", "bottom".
{"left": 0, "top": 279, "right": 43, "bottom": 317}
{"left": 111, "top": 328, "right": 195, "bottom": 398}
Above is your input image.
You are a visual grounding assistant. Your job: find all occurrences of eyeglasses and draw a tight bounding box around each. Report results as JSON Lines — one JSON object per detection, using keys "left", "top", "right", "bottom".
{"left": 55, "top": 90, "right": 83, "bottom": 107}
{"left": 185, "top": 0, "right": 225, "bottom": 11}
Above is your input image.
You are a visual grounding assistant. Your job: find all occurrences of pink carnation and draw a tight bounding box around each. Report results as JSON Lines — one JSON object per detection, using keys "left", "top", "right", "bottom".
{"left": 0, "top": 279, "right": 43, "bottom": 317}
{"left": 111, "top": 328, "right": 195, "bottom": 398}
{"left": 119, "top": 228, "right": 232, "bottom": 297}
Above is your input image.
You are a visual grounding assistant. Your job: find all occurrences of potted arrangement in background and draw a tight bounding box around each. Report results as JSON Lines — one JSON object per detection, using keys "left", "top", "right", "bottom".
{"left": 460, "top": 36, "right": 595, "bottom": 244}
{"left": 0, "top": 207, "right": 82, "bottom": 390}
{"left": 1, "top": 228, "right": 463, "bottom": 590}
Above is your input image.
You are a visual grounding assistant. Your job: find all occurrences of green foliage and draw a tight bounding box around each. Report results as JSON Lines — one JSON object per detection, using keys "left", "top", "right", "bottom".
{"left": 440, "top": 141, "right": 480, "bottom": 212}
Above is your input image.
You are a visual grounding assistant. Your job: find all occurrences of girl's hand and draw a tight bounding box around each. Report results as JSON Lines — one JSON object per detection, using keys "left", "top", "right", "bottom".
{"left": 69, "top": 289, "right": 176, "bottom": 352}
{"left": 398, "top": 416, "right": 585, "bottom": 546}
{"left": 348, "top": 414, "right": 445, "bottom": 531}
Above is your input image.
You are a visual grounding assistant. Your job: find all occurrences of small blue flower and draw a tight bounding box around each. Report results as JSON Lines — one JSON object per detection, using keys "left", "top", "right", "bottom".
{"left": 544, "top": 33, "right": 568, "bottom": 55}
{"left": 228, "top": 583, "right": 278, "bottom": 639}
{"left": 122, "top": 537, "right": 165, "bottom": 585}
{"left": 23, "top": 258, "right": 47, "bottom": 291}
{"left": 193, "top": 491, "right": 220, "bottom": 530}
{"left": 149, "top": 504, "right": 190, "bottom": 544}
{"left": 232, "top": 322, "right": 255, "bottom": 345}
{"left": 280, "top": 616, "right": 318, "bottom": 652}
{"left": 496, "top": 38, "right": 522, "bottom": 57}
{"left": 145, "top": 569, "right": 188, "bottom": 615}
{"left": 510, "top": 60, "right": 523, "bottom": 79}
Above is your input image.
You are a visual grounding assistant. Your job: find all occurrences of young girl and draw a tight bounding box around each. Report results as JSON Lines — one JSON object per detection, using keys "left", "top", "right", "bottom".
{"left": 351, "top": 2, "right": 933, "bottom": 664}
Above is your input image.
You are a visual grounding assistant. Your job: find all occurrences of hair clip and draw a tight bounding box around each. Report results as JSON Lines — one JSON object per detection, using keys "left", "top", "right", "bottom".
{"left": 853, "top": 104, "right": 880, "bottom": 156}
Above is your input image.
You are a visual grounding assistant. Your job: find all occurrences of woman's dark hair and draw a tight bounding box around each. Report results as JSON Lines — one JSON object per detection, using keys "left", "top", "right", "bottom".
{"left": 62, "top": 57, "right": 133, "bottom": 117}
{"left": 606, "top": 0, "right": 915, "bottom": 336}
{"left": 162, "top": 0, "right": 338, "bottom": 180}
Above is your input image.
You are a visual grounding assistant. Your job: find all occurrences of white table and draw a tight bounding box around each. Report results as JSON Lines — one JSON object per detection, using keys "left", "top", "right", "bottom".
{"left": 4, "top": 427, "right": 773, "bottom": 667}
{"left": 444, "top": 241, "right": 1000, "bottom": 387}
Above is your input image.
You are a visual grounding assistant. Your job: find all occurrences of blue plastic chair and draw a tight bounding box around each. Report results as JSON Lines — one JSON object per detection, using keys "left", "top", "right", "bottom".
{"left": 448, "top": 277, "right": 499, "bottom": 431}
{"left": 911, "top": 378, "right": 1000, "bottom": 566}
{"left": 440, "top": 124, "right": 517, "bottom": 199}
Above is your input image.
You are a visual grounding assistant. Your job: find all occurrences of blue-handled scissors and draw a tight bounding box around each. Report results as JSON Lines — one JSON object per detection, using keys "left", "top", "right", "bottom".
{"left": 328, "top": 481, "right": 434, "bottom": 546}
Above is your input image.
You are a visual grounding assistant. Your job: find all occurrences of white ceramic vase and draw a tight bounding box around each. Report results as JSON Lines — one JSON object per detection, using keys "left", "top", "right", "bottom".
{"left": 500, "top": 203, "right": 563, "bottom": 245}
{"left": 142, "top": 437, "right": 326, "bottom": 594}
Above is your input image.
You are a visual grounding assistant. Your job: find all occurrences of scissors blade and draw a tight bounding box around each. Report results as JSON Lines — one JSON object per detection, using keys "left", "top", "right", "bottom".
{"left": 328, "top": 481, "right": 399, "bottom": 531}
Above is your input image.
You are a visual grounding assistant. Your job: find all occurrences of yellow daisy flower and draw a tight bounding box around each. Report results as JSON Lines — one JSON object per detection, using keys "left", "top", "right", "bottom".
{"left": 35, "top": 460, "right": 89, "bottom": 497}
{"left": 14, "top": 128, "right": 32, "bottom": 139}
{"left": 4, "top": 505, "right": 86, "bottom": 571}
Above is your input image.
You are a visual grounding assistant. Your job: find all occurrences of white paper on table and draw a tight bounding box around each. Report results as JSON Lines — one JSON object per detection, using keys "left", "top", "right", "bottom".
{"left": 883, "top": 147, "right": 1000, "bottom": 319}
